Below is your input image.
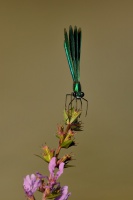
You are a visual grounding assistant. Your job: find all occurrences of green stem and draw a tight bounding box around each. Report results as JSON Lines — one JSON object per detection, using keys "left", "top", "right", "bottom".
{"left": 55, "top": 123, "right": 71, "bottom": 158}
{"left": 55, "top": 146, "right": 61, "bottom": 158}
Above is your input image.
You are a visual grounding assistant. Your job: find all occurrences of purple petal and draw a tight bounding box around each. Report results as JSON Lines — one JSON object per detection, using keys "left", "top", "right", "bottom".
{"left": 23, "top": 174, "right": 41, "bottom": 197}
{"left": 49, "top": 157, "right": 56, "bottom": 177}
{"left": 56, "top": 162, "right": 64, "bottom": 180}
{"left": 36, "top": 172, "right": 48, "bottom": 180}
{"left": 55, "top": 186, "right": 71, "bottom": 200}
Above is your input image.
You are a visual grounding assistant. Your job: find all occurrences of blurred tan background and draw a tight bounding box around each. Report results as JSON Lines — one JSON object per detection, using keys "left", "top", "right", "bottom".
{"left": 0, "top": 0, "right": 133, "bottom": 199}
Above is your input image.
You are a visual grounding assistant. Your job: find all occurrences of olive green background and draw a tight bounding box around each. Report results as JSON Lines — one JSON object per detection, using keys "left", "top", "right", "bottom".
{"left": 0, "top": 1, "right": 133, "bottom": 199}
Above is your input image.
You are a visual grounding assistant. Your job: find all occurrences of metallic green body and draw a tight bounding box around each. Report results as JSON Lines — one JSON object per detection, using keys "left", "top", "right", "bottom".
{"left": 73, "top": 81, "right": 81, "bottom": 92}
{"left": 64, "top": 26, "right": 82, "bottom": 98}
{"left": 64, "top": 26, "right": 88, "bottom": 115}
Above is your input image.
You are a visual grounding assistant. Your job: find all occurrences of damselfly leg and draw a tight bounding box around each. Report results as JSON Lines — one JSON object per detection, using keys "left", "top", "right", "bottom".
{"left": 65, "top": 93, "right": 88, "bottom": 116}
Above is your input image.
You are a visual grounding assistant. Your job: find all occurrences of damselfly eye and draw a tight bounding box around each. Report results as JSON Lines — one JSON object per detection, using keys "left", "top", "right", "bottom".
{"left": 80, "top": 92, "right": 84, "bottom": 98}
{"left": 73, "top": 92, "right": 77, "bottom": 97}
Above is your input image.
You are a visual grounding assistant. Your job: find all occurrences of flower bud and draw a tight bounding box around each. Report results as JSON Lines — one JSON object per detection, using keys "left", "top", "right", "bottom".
{"left": 42, "top": 145, "right": 55, "bottom": 163}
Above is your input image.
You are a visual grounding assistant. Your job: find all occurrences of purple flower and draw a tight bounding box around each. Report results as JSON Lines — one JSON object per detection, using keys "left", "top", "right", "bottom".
{"left": 49, "top": 157, "right": 64, "bottom": 185}
{"left": 55, "top": 186, "right": 71, "bottom": 200}
{"left": 23, "top": 174, "right": 41, "bottom": 197}
{"left": 23, "top": 158, "right": 70, "bottom": 200}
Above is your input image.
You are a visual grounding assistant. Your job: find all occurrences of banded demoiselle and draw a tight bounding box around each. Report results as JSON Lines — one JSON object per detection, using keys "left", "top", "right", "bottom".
{"left": 64, "top": 25, "right": 88, "bottom": 115}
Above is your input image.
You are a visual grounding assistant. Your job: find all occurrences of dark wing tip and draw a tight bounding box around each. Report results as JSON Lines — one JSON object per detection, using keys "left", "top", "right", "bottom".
{"left": 69, "top": 25, "right": 73, "bottom": 30}
{"left": 64, "top": 28, "right": 67, "bottom": 35}
{"left": 74, "top": 25, "right": 78, "bottom": 30}
{"left": 74, "top": 26, "right": 77, "bottom": 31}
{"left": 69, "top": 25, "right": 74, "bottom": 36}
{"left": 78, "top": 27, "right": 82, "bottom": 34}
{"left": 64, "top": 28, "right": 68, "bottom": 43}
{"left": 66, "top": 25, "right": 81, "bottom": 32}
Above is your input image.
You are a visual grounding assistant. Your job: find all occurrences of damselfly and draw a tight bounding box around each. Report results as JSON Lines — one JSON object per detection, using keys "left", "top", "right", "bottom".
{"left": 64, "top": 26, "right": 88, "bottom": 115}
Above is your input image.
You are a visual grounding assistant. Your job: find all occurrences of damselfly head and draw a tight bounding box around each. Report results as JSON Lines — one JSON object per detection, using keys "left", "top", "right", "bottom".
{"left": 73, "top": 91, "right": 84, "bottom": 99}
